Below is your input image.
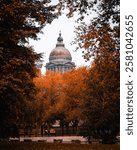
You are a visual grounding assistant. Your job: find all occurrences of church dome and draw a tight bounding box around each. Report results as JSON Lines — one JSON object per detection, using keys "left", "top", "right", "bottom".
{"left": 49, "top": 32, "right": 72, "bottom": 63}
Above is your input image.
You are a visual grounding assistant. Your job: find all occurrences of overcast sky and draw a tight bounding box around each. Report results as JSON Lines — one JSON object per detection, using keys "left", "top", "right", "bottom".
{"left": 29, "top": 12, "right": 92, "bottom": 74}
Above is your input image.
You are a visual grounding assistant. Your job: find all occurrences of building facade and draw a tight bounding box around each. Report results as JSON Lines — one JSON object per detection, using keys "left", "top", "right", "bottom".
{"left": 46, "top": 32, "right": 75, "bottom": 72}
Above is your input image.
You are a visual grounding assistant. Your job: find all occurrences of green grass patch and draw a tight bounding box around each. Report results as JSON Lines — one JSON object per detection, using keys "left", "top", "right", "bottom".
{"left": 0, "top": 142, "right": 120, "bottom": 150}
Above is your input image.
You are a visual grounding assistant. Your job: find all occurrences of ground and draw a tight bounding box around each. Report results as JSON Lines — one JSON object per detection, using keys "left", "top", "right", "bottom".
{"left": 0, "top": 142, "right": 120, "bottom": 150}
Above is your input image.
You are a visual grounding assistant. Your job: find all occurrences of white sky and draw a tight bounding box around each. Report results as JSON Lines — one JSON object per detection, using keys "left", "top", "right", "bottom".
{"left": 29, "top": 14, "right": 91, "bottom": 74}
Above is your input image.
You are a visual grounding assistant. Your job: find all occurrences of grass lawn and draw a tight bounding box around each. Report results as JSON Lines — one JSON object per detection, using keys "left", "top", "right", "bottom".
{"left": 0, "top": 142, "right": 120, "bottom": 150}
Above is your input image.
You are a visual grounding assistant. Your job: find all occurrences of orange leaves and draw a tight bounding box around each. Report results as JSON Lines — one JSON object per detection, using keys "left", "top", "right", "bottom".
{"left": 33, "top": 67, "right": 88, "bottom": 122}
{"left": 83, "top": 41, "right": 91, "bottom": 48}
{"left": 82, "top": 30, "right": 98, "bottom": 49}
{"left": 33, "top": 71, "right": 65, "bottom": 121}
{"left": 33, "top": 57, "right": 119, "bottom": 130}
{"left": 33, "top": 50, "right": 119, "bottom": 136}
{"left": 84, "top": 29, "right": 98, "bottom": 40}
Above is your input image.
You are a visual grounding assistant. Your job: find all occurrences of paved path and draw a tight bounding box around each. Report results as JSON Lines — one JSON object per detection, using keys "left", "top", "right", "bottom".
{"left": 10, "top": 136, "right": 88, "bottom": 143}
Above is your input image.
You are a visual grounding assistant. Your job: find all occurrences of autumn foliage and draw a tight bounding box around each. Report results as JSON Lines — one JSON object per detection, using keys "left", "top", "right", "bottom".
{"left": 0, "top": 0, "right": 59, "bottom": 138}
{"left": 34, "top": 60, "right": 119, "bottom": 141}
{"left": 0, "top": 0, "right": 119, "bottom": 142}
{"left": 33, "top": 67, "right": 88, "bottom": 131}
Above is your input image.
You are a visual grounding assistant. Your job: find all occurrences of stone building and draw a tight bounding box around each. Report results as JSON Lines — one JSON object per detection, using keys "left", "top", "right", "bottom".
{"left": 46, "top": 32, "right": 75, "bottom": 72}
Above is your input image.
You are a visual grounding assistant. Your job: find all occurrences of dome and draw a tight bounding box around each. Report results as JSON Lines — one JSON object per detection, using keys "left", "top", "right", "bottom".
{"left": 49, "top": 32, "right": 72, "bottom": 63}
{"left": 46, "top": 32, "right": 75, "bottom": 73}
{"left": 50, "top": 47, "right": 72, "bottom": 61}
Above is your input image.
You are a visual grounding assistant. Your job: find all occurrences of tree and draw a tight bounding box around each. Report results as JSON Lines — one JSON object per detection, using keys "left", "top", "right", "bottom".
{"left": 82, "top": 56, "right": 119, "bottom": 143}
{"left": 0, "top": 0, "right": 59, "bottom": 138}
{"left": 62, "top": 67, "right": 88, "bottom": 133}
{"left": 33, "top": 67, "right": 88, "bottom": 135}
{"left": 60, "top": 0, "right": 120, "bottom": 143}
{"left": 34, "top": 71, "right": 66, "bottom": 135}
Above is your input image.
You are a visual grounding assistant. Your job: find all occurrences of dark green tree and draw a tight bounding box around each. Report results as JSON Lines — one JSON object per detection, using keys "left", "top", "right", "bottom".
{"left": 0, "top": 0, "right": 59, "bottom": 138}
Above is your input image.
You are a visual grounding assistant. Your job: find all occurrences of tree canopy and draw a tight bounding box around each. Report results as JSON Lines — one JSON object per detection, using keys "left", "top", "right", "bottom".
{"left": 67, "top": 0, "right": 120, "bottom": 143}
{"left": 0, "top": 0, "right": 59, "bottom": 138}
